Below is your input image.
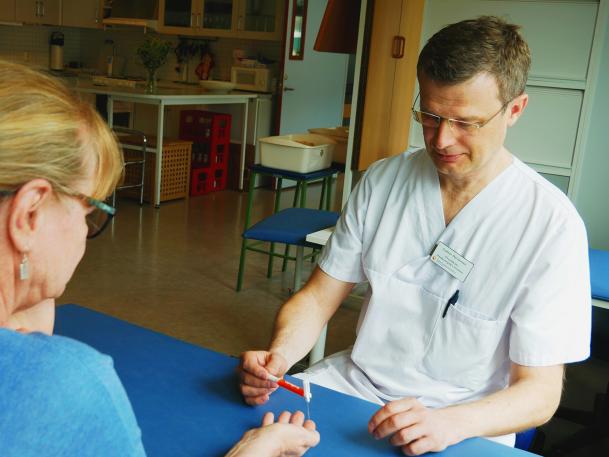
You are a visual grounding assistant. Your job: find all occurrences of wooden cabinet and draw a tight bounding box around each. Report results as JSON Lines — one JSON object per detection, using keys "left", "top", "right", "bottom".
{"left": 158, "top": 0, "right": 283, "bottom": 40}
{"left": 0, "top": 0, "right": 16, "bottom": 22}
{"left": 355, "top": 0, "right": 424, "bottom": 170}
{"left": 62, "top": 0, "right": 102, "bottom": 28}
{"left": 159, "top": 0, "right": 230, "bottom": 36}
{"left": 16, "top": 0, "right": 60, "bottom": 24}
{"left": 237, "top": 0, "right": 284, "bottom": 40}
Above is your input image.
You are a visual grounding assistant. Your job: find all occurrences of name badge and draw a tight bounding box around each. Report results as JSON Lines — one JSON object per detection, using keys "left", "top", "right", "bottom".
{"left": 430, "top": 242, "right": 473, "bottom": 282}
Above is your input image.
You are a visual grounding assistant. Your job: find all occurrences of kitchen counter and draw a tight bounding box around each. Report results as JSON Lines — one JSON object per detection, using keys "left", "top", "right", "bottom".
{"left": 69, "top": 78, "right": 258, "bottom": 205}
{"left": 72, "top": 78, "right": 259, "bottom": 102}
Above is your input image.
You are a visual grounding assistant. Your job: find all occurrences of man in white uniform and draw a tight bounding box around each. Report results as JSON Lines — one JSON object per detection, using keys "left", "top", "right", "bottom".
{"left": 238, "top": 16, "right": 591, "bottom": 455}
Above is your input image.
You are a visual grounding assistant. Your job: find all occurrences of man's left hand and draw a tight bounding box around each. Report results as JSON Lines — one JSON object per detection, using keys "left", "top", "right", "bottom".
{"left": 368, "top": 397, "right": 459, "bottom": 456}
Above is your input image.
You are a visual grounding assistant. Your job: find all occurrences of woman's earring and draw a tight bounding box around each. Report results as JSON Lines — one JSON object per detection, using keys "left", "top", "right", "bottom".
{"left": 19, "top": 251, "right": 29, "bottom": 280}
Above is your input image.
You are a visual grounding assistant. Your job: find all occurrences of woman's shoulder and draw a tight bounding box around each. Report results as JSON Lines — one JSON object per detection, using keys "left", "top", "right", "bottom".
{"left": 0, "top": 328, "right": 110, "bottom": 372}
{"left": 0, "top": 329, "right": 145, "bottom": 456}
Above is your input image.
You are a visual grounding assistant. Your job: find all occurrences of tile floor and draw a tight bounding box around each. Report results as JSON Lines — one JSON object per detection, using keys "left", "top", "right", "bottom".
{"left": 59, "top": 185, "right": 608, "bottom": 456}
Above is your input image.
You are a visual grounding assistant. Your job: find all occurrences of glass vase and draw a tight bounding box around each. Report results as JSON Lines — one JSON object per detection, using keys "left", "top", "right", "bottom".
{"left": 145, "top": 68, "right": 158, "bottom": 93}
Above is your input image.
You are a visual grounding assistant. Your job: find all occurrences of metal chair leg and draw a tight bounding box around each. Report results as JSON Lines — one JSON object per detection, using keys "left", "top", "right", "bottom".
{"left": 319, "top": 180, "right": 326, "bottom": 210}
{"left": 237, "top": 169, "right": 258, "bottom": 291}
{"left": 267, "top": 177, "right": 283, "bottom": 278}
{"left": 243, "top": 169, "right": 257, "bottom": 231}
{"left": 236, "top": 238, "right": 249, "bottom": 291}
{"left": 300, "top": 181, "right": 308, "bottom": 207}
{"left": 325, "top": 175, "right": 333, "bottom": 210}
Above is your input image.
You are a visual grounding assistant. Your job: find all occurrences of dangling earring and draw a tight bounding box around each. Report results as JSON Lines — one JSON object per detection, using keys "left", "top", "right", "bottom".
{"left": 19, "top": 251, "right": 29, "bottom": 280}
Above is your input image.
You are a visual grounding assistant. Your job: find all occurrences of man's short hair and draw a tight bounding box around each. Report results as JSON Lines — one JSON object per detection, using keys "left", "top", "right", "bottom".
{"left": 417, "top": 16, "right": 531, "bottom": 104}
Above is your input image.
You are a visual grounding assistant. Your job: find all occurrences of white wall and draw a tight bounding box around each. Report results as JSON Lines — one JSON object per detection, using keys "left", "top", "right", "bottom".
{"left": 574, "top": 4, "right": 609, "bottom": 251}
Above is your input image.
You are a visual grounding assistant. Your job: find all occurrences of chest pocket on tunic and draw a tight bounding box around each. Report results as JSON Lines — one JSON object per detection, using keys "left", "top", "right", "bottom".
{"left": 419, "top": 301, "right": 506, "bottom": 391}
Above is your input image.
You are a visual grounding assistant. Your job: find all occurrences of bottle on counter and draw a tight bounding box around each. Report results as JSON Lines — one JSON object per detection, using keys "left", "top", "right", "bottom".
{"left": 49, "top": 31, "right": 64, "bottom": 71}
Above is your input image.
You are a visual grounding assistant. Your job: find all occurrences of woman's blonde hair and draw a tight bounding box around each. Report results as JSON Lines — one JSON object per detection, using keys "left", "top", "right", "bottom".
{"left": 0, "top": 60, "right": 123, "bottom": 200}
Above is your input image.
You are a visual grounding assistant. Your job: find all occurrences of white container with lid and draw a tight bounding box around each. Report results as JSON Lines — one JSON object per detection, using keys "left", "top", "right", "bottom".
{"left": 259, "top": 133, "right": 335, "bottom": 173}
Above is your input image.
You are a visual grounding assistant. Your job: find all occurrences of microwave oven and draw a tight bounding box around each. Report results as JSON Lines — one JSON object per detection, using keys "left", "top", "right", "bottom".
{"left": 231, "top": 67, "right": 274, "bottom": 93}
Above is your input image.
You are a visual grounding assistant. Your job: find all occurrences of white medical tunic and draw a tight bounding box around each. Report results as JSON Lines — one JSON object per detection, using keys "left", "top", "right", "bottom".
{"left": 310, "top": 149, "right": 591, "bottom": 445}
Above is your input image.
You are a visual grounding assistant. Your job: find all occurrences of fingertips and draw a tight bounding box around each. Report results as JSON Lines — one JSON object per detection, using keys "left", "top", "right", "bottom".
{"left": 244, "top": 394, "right": 269, "bottom": 406}
{"left": 277, "top": 410, "right": 292, "bottom": 424}
{"left": 240, "top": 384, "right": 272, "bottom": 398}
{"left": 303, "top": 419, "right": 316, "bottom": 431}
{"left": 305, "top": 429, "right": 321, "bottom": 447}
{"left": 241, "top": 372, "right": 274, "bottom": 389}
{"left": 289, "top": 410, "right": 305, "bottom": 425}
{"left": 261, "top": 411, "right": 274, "bottom": 426}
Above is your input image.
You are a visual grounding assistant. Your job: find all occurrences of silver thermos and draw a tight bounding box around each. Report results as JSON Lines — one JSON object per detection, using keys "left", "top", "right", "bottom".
{"left": 50, "top": 31, "right": 64, "bottom": 71}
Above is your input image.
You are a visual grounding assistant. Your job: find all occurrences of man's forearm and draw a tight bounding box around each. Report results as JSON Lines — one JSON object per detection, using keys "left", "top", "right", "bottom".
{"left": 269, "top": 288, "right": 329, "bottom": 367}
{"left": 439, "top": 364, "right": 564, "bottom": 443}
{"left": 269, "top": 267, "right": 354, "bottom": 368}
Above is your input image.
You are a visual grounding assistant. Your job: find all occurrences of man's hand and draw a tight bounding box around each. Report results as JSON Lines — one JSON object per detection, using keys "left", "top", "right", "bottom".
{"left": 226, "top": 411, "right": 320, "bottom": 457}
{"left": 238, "top": 351, "right": 289, "bottom": 405}
{"left": 368, "top": 398, "right": 459, "bottom": 456}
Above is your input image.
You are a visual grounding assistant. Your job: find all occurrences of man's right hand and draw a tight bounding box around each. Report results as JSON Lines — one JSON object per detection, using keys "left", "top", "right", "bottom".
{"left": 238, "top": 351, "right": 289, "bottom": 405}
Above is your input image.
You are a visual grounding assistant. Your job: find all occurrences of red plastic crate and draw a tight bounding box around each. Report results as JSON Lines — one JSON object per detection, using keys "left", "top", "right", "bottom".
{"left": 191, "top": 140, "right": 229, "bottom": 169}
{"left": 191, "top": 142, "right": 211, "bottom": 169}
{"left": 212, "top": 165, "right": 227, "bottom": 191}
{"left": 179, "top": 110, "right": 231, "bottom": 144}
{"left": 190, "top": 164, "right": 228, "bottom": 196}
{"left": 212, "top": 141, "right": 229, "bottom": 167}
{"left": 190, "top": 167, "right": 213, "bottom": 196}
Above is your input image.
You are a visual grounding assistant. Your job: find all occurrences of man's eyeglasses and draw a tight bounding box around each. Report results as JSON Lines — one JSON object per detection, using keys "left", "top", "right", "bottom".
{"left": 411, "top": 93, "right": 509, "bottom": 135}
{"left": 0, "top": 187, "right": 115, "bottom": 239}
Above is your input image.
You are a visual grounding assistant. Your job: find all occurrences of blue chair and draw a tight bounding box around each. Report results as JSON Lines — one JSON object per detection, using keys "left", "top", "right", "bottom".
{"left": 236, "top": 207, "right": 339, "bottom": 291}
{"left": 515, "top": 428, "right": 544, "bottom": 452}
{"left": 243, "top": 165, "right": 339, "bottom": 276}
{"left": 547, "top": 248, "right": 609, "bottom": 456}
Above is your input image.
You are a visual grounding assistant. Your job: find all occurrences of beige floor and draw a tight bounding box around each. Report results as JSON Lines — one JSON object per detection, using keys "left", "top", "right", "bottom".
{"left": 59, "top": 185, "right": 609, "bottom": 456}
{"left": 60, "top": 182, "right": 360, "bottom": 360}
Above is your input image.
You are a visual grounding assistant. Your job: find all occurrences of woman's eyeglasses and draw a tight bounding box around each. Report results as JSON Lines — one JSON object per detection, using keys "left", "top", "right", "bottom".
{"left": 0, "top": 187, "right": 115, "bottom": 239}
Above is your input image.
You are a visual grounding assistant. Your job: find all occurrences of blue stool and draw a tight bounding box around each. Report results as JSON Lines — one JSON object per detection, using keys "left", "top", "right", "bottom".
{"left": 548, "top": 248, "right": 609, "bottom": 456}
{"left": 242, "top": 165, "right": 338, "bottom": 279}
{"left": 236, "top": 207, "right": 339, "bottom": 292}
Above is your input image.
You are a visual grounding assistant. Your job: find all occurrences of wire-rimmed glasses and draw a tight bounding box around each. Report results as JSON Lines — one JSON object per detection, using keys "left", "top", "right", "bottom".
{"left": 411, "top": 93, "right": 509, "bottom": 135}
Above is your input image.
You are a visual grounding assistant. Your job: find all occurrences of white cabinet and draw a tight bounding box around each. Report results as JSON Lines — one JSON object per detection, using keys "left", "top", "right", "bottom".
{"left": 16, "top": 0, "right": 60, "bottom": 24}
{"left": 62, "top": 0, "right": 102, "bottom": 28}
{"left": 507, "top": 87, "right": 583, "bottom": 171}
{"left": 411, "top": 0, "right": 606, "bottom": 197}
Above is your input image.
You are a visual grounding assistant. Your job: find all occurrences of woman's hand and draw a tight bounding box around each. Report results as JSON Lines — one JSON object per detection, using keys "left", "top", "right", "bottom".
{"left": 226, "top": 411, "right": 320, "bottom": 457}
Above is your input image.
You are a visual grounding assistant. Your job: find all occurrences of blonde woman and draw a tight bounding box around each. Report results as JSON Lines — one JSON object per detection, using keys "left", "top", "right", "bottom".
{"left": 0, "top": 60, "right": 318, "bottom": 457}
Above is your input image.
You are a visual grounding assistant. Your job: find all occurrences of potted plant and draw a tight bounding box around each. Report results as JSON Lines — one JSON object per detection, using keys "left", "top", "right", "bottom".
{"left": 136, "top": 36, "right": 172, "bottom": 92}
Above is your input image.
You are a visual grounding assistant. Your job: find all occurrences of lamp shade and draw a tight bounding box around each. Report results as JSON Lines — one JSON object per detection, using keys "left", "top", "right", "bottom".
{"left": 314, "top": 0, "right": 361, "bottom": 54}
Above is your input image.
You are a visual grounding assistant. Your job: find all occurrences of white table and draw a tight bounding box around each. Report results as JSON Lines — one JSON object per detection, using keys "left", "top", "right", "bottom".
{"left": 74, "top": 80, "right": 258, "bottom": 207}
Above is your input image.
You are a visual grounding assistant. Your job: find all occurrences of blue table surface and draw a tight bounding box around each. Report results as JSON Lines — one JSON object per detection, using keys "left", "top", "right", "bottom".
{"left": 54, "top": 305, "right": 535, "bottom": 457}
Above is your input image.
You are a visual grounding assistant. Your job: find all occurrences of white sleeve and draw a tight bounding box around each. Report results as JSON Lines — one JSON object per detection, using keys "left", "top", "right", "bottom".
{"left": 509, "top": 215, "right": 591, "bottom": 366}
{"left": 317, "top": 168, "right": 374, "bottom": 284}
